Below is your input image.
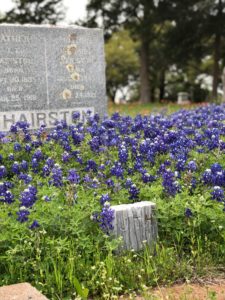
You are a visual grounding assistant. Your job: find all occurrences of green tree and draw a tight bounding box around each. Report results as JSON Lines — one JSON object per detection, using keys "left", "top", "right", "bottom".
{"left": 0, "top": 0, "right": 64, "bottom": 24}
{"left": 201, "top": 0, "right": 225, "bottom": 99}
{"left": 166, "top": 0, "right": 225, "bottom": 100}
{"left": 86, "top": 0, "right": 162, "bottom": 103}
{"left": 105, "top": 30, "right": 139, "bottom": 101}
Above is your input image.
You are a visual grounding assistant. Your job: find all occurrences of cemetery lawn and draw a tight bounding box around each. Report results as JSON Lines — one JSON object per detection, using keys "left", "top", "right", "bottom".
{"left": 0, "top": 104, "right": 225, "bottom": 299}
{"left": 108, "top": 101, "right": 207, "bottom": 117}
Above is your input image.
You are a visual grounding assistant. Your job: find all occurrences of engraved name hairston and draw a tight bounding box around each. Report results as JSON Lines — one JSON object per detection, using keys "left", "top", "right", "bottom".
{"left": 0, "top": 107, "right": 94, "bottom": 131}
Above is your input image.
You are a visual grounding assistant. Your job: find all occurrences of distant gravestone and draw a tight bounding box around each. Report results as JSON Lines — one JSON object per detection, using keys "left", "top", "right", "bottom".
{"left": 177, "top": 92, "right": 190, "bottom": 105}
{"left": 0, "top": 24, "right": 107, "bottom": 131}
{"left": 112, "top": 201, "right": 157, "bottom": 251}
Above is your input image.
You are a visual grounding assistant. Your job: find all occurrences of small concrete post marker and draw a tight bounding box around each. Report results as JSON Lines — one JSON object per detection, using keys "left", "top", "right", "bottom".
{"left": 111, "top": 201, "right": 157, "bottom": 251}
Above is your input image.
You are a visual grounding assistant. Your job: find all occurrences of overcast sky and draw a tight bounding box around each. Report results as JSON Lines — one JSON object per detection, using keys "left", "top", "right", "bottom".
{"left": 0, "top": 0, "right": 88, "bottom": 23}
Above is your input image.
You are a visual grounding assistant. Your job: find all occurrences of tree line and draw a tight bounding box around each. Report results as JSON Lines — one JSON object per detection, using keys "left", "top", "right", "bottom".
{"left": 1, "top": 0, "right": 225, "bottom": 103}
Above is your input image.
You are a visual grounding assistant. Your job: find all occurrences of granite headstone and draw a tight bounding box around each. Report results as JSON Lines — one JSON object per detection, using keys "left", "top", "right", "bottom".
{"left": 0, "top": 24, "right": 107, "bottom": 131}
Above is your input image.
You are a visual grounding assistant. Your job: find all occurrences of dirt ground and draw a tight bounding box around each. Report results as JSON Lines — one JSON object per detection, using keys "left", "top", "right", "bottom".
{"left": 149, "top": 281, "right": 225, "bottom": 300}
{"left": 122, "top": 278, "right": 225, "bottom": 300}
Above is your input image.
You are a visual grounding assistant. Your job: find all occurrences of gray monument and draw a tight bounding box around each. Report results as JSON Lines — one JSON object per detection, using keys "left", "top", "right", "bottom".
{"left": 0, "top": 24, "right": 107, "bottom": 131}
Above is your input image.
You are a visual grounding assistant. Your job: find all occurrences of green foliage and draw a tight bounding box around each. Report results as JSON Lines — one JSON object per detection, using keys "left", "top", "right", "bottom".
{"left": 85, "top": 0, "right": 225, "bottom": 102}
{"left": 0, "top": 117, "right": 225, "bottom": 299}
{"left": 105, "top": 30, "right": 139, "bottom": 101}
{"left": 0, "top": 0, "right": 64, "bottom": 24}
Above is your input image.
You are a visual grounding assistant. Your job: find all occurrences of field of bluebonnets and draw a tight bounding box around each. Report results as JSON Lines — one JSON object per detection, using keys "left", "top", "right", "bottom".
{"left": 1, "top": 104, "right": 225, "bottom": 299}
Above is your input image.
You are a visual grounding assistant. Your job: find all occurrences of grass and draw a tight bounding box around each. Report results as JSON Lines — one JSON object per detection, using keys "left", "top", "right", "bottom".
{"left": 108, "top": 101, "right": 207, "bottom": 117}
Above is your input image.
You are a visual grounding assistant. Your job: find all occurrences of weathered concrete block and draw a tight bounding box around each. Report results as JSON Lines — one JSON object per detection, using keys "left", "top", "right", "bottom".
{"left": 0, "top": 283, "right": 48, "bottom": 300}
{"left": 111, "top": 201, "right": 157, "bottom": 251}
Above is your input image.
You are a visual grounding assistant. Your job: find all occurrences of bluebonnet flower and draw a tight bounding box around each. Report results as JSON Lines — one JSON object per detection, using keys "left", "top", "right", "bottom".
{"left": 100, "top": 193, "right": 111, "bottom": 205}
{"left": 20, "top": 160, "right": 28, "bottom": 171}
{"left": 110, "top": 162, "right": 124, "bottom": 178}
{"left": 118, "top": 144, "right": 128, "bottom": 164}
{"left": 219, "top": 140, "right": 225, "bottom": 151}
{"left": 12, "top": 162, "right": 20, "bottom": 175}
{"left": 187, "top": 161, "right": 197, "bottom": 172}
{"left": 71, "top": 128, "right": 84, "bottom": 145}
{"left": 211, "top": 163, "right": 223, "bottom": 173}
{"left": 0, "top": 186, "right": 14, "bottom": 204}
{"left": 93, "top": 202, "right": 114, "bottom": 234}
{"left": 31, "top": 158, "right": 39, "bottom": 173}
{"left": 67, "top": 169, "right": 80, "bottom": 184}
{"left": 18, "top": 173, "right": 32, "bottom": 184}
{"left": 127, "top": 167, "right": 134, "bottom": 175}
{"left": 190, "top": 177, "right": 197, "bottom": 191}
{"left": 142, "top": 172, "right": 156, "bottom": 183}
{"left": 46, "top": 157, "right": 55, "bottom": 168}
{"left": 31, "top": 140, "right": 43, "bottom": 148}
{"left": 202, "top": 169, "right": 212, "bottom": 185}
{"left": 20, "top": 185, "right": 37, "bottom": 208}
{"left": 134, "top": 156, "right": 143, "bottom": 172}
{"left": 14, "top": 142, "right": 22, "bottom": 151}
{"left": 24, "top": 133, "right": 31, "bottom": 142}
{"left": 76, "top": 156, "right": 83, "bottom": 165}
{"left": 83, "top": 174, "right": 92, "bottom": 183}
{"left": 91, "top": 178, "right": 100, "bottom": 189}
{"left": 10, "top": 124, "right": 18, "bottom": 133}
{"left": 72, "top": 111, "right": 80, "bottom": 121}
{"left": 0, "top": 166, "right": 6, "bottom": 179}
{"left": 89, "top": 136, "right": 101, "bottom": 152}
{"left": 29, "top": 220, "right": 40, "bottom": 229}
{"left": 129, "top": 184, "right": 140, "bottom": 200}
{"left": 42, "top": 195, "right": 51, "bottom": 202}
{"left": 162, "top": 170, "right": 180, "bottom": 196}
{"left": 213, "top": 171, "right": 225, "bottom": 186}
{"left": 99, "top": 164, "right": 105, "bottom": 171}
{"left": 158, "top": 160, "right": 171, "bottom": 174}
{"left": 33, "top": 149, "right": 44, "bottom": 161}
{"left": 42, "top": 165, "right": 51, "bottom": 177}
{"left": 185, "top": 208, "right": 193, "bottom": 218}
{"left": 50, "top": 165, "right": 63, "bottom": 187}
{"left": 8, "top": 153, "right": 14, "bottom": 161}
{"left": 211, "top": 186, "right": 225, "bottom": 202}
{"left": 105, "top": 179, "right": 114, "bottom": 188}
{"left": 25, "top": 144, "right": 32, "bottom": 152}
{"left": 86, "top": 159, "right": 98, "bottom": 172}
{"left": 16, "top": 120, "right": 30, "bottom": 131}
{"left": 1, "top": 136, "right": 10, "bottom": 144}
{"left": 62, "top": 151, "right": 71, "bottom": 163}
{"left": 125, "top": 178, "right": 133, "bottom": 188}
{"left": 16, "top": 209, "right": 30, "bottom": 223}
{"left": 4, "top": 190, "right": 14, "bottom": 204}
